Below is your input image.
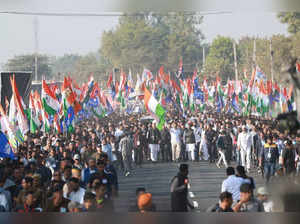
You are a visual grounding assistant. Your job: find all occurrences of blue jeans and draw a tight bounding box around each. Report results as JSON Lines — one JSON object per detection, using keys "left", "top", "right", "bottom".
{"left": 264, "top": 162, "right": 276, "bottom": 183}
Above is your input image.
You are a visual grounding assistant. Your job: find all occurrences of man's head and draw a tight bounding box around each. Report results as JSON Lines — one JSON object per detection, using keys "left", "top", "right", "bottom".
{"left": 22, "top": 176, "right": 33, "bottom": 190}
{"left": 63, "top": 165, "right": 72, "bottom": 180}
{"left": 179, "top": 164, "right": 189, "bottom": 176}
{"left": 68, "top": 201, "right": 83, "bottom": 213}
{"left": 69, "top": 177, "right": 80, "bottom": 192}
{"left": 136, "top": 187, "right": 146, "bottom": 197}
{"left": 94, "top": 182, "right": 107, "bottom": 198}
{"left": 236, "top": 165, "right": 246, "bottom": 177}
{"left": 52, "top": 185, "right": 63, "bottom": 206}
{"left": 88, "top": 158, "right": 96, "bottom": 170}
{"left": 226, "top": 167, "right": 235, "bottom": 176}
{"left": 240, "top": 183, "right": 252, "bottom": 203}
{"left": 219, "top": 191, "right": 233, "bottom": 210}
{"left": 23, "top": 191, "right": 35, "bottom": 207}
{"left": 83, "top": 192, "right": 96, "bottom": 211}
{"left": 256, "top": 187, "right": 269, "bottom": 202}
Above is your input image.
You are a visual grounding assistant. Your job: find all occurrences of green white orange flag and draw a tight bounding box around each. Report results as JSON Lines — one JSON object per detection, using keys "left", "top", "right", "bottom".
{"left": 144, "top": 87, "right": 165, "bottom": 131}
{"left": 29, "top": 92, "right": 40, "bottom": 134}
{"left": 42, "top": 80, "right": 60, "bottom": 115}
{"left": 10, "top": 75, "right": 29, "bottom": 136}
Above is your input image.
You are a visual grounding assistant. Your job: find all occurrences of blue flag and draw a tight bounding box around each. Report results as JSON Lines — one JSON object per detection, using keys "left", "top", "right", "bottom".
{"left": 0, "top": 132, "right": 15, "bottom": 160}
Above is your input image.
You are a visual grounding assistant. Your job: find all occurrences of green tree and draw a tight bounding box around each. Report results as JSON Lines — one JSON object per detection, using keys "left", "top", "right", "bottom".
{"left": 204, "top": 36, "right": 238, "bottom": 82}
{"left": 278, "top": 12, "right": 300, "bottom": 35}
{"left": 4, "top": 54, "right": 52, "bottom": 80}
{"left": 72, "top": 52, "right": 112, "bottom": 86}
{"left": 100, "top": 12, "right": 204, "bottom": 76}
{"left": 238, "top": 35, "right": 292, "bottom": 82}
{"left": 51, "top": 54, "right": 81, "bottom": 78}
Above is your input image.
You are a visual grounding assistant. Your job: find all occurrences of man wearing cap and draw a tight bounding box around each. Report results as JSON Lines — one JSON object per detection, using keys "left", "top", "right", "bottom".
{"left": 170, "top": 164, "right": 194, "bottom": 212}
{"left": 237, "top": 126, "right": 252, "bottom": 173}
{"left": 256, "top": 187, "right": 273, "bottom": 212}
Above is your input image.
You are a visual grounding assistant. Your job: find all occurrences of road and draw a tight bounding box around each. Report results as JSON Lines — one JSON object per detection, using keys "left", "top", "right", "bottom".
{"left": 113, "top": 161, "right": 264, "bottom": 212}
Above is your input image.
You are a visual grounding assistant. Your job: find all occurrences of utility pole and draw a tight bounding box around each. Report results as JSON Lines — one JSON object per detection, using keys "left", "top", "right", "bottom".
{"left": 233, "top": 40, "right": 238, "bottom": 81}
{"left": 253, "top": 37, "right": 256, "bottom": 67}
{"left": 34, "top": 17, "right": 39, "bottom": 81}
{"left": 270, "top": 39, "right": 274, "bottom": 83}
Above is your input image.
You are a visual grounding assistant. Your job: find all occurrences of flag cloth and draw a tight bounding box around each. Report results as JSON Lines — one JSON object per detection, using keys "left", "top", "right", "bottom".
{"left": 0, "top": 131, "right": 15, "bottom": 159}
{"left": 144, "top": 88, "right": 165, "bottom": 131}
{"left": 10, "top": 75, "right": 29, "bottom": 136}
{"left": 42, "top": 80, "right": 60, "bottom": 115}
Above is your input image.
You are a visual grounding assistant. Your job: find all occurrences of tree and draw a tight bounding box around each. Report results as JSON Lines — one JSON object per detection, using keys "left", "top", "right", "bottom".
{"left": 100, "top": 12, "right": 204, "bottom": 76}
{"left": 204, "top": 36, "right": 239, "bottom": 82}
{"left": 72, "top": 52, "right": 112, "bottom": 86}
{"left": 238, "top": 35, "right": 292, "bottom": 82}
{"left": 4, "top": 54, "right": 52, "bottom": 80}
{"left": 51, "top": 54, "right": 82, "bottom": 79}
{"left": 278, "top": 12, "right": 300, "bottom": 35}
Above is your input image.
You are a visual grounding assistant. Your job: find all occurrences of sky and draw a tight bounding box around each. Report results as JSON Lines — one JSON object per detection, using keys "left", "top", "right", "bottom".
{"left": 0, "top": 12, "right": 288, "bottom": 69}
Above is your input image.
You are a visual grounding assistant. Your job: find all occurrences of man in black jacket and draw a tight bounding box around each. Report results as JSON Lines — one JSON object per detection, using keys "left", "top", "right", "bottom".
{"left": 170, "top": 164, "right": 194, "bottom": 212}
{"left": 183, "top": 122, "right": 196, "bottom": 161}
{"left": 206, "top": 125, "right": 218, "bottom": 163}
{"left": 160, "top": 124, "right": 171, "bottom": 162}
{"left": 147, "top": 121, "right": 161, "bottom": 162}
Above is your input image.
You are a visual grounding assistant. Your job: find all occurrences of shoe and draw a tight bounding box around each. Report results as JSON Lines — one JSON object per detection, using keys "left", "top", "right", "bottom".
{"left": 216, "top": 164, "right": 221, "bottom": 168}
{"left": 125, "top": 171, "right": 130, "bottom": 177}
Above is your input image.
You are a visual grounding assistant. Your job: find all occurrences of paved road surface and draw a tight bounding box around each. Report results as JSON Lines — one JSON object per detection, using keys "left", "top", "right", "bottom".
{"left": 114, "top": 161, "right": 264, "bottom": 212}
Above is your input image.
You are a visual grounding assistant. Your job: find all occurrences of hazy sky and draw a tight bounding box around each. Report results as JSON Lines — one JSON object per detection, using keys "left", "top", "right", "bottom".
{"left": 0, "top": 12, "right": 288, "bottom": 68}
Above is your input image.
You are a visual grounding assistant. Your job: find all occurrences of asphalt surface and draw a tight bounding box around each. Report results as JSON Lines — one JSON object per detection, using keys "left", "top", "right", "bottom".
{"left": 114, "top": 161, "right": 264, "bottom": 212}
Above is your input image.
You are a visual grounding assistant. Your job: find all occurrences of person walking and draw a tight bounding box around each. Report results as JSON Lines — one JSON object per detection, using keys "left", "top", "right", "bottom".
{"left": 183, "top": 122, "right": 196, "bottom": 162}
{"left": 119, "top": 132, "right": 133, "bottom": 177}
{"left": 170, "top": 122, "right": 182, "bottom": 162}
{"left": 147, "top": 121, "right": 161, "bottom": 162}
{"left": 259, "top": 136, "right": 279, "bottom": 184}
{"left": 216, "top": 130, "right": 229, "bottom": 168}
{"left": 237, "top": 126, "right": 252, "bottom": 173}
{"left": 170, "top": 164, "right": 194, "bottom": 212}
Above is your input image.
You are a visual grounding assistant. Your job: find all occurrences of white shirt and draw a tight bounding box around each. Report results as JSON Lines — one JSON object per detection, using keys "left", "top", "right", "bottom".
{"left": 170, "top": 128, "right": 181, "bottom": 144}
{"left": 64, "top": 187, "right": 86, "bottom": 204}
{"left": 221, "top": 175, "right": 251, "bottom": 201}
{"left": 263, "top": 200, "right": 274, "bottom": 212}
{"left": 237, "top": 131, "right": 252, "bottom": 151}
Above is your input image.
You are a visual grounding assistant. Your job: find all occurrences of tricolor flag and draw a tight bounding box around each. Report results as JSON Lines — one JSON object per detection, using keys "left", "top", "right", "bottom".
{"left": 42, "top": 80, "right": 60, "bottom": 115}
{"left": 144, "top": 88, "right": 165, "bottom": 131}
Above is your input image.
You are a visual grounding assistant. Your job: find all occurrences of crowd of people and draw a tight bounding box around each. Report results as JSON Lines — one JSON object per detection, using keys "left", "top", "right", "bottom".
{"left": 0, "top": 107, "right": 299, "bottom": 212}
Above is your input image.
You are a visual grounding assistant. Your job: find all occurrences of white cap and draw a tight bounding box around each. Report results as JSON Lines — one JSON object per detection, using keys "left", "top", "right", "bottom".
{"left": 257, "top": 187, "right": 269, "bottom": 195}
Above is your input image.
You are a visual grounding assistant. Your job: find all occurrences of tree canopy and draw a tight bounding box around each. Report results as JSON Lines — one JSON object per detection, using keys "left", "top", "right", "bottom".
{"left": 278, "top": 12, "right": 300, "bottom": 35}
{"left": 100, "top": 12, "right": 204, "bottom": 76}
{"left": 4, "top": 54, "right": 52, "bottom": 80}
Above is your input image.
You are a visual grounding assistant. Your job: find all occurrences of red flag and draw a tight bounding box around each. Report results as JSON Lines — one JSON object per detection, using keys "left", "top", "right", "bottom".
{"left": 171, "top": 80, "right": 181, "bottom": 93}
{"left": 107, "top": 72, "right": 113, "bottom": 88}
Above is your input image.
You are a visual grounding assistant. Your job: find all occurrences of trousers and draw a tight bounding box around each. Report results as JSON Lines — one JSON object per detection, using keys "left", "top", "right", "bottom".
{"left": 149, "top": 144, "right": 160, "bottom": 162}
{"left": 217, "top": 150, "right": 228, "bottom": 168}
{"left": 240, "top": 149, "right": 251, "bottom": 170}
{"left": 171, "top": 142, "right": 181, "bottom": 161}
